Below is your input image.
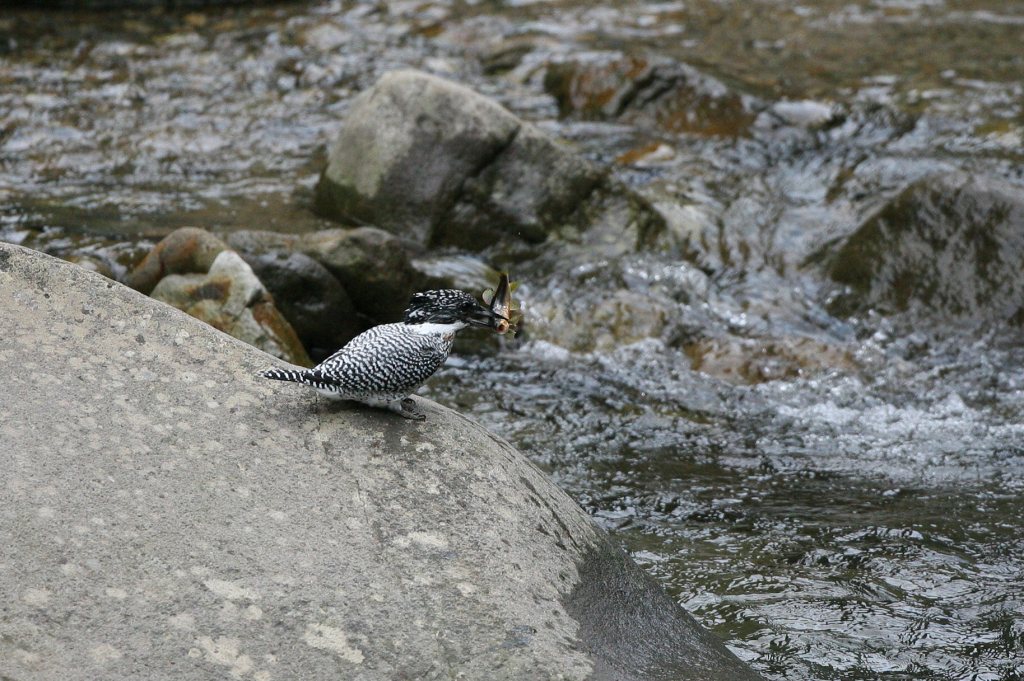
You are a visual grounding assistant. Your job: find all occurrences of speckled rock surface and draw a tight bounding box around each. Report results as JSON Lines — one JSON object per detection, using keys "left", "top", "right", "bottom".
{"left": 0, "top": 243, "right": 762, "bottom": 681}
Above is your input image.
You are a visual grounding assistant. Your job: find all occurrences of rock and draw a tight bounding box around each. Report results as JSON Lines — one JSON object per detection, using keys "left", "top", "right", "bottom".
{"left": 435, "top": 119, "right": 607, "bottom": 249}
{"left": 123, "top": 227, "right": 229, "bottom": 295}
{"left": 222, "top": 229, "right": 298, "bottom": 256}
{"left": 226, "top": 227, "right": 421, "bottom": 325}
{"left": 410, "top": 254, "right": 500, "bottom": 293}
{"left": 528, "top": 289, "right": 675, "bottom": 353}
{"left": 543, "top": 53, "right": 758, "bottom": 137}
{"left": 682, "top": 336, "right": 857, "bottom": 385}
{"left": 825, "top": 172, "right": 1024, "bottom": 325}
{"left": 223, "top": 230, "right": 364, "bottom": 354}
{"left": 314, "top": 69, "right": 607, "bottom": 250}
{"left": 238, "top": 250, "right": 361, "bottom": 360}
{"left": 124, "top": 228, "right": 312, "bottom": 365}
{"left": 151, "top": 250, "right": 312, "bottom": 367}
{"left": 296, "top": 227, "right": 420, "bottom": 323}
{"left": 0, "top": 242, "right": 764, "bottom": 681}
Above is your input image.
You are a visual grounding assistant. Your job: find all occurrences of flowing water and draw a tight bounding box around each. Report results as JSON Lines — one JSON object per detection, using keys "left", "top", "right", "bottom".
{"left": 3, "top": 2, "right": 1023, "bottom": 678}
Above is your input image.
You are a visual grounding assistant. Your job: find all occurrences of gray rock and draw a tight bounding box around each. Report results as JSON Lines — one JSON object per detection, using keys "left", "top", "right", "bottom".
{"left": 223, "top": 229, "right": 298, "bottom": 256}
{"left": 235, "top": 248, "right": 361, "bottom": 359}
{"left": 226, "top": 227, "right": 420, "bottom": 325}
{"left": 825, "top": 172, "right": 1024, "bottom": 325}
{"left": 437, "top": 122, "right": 607, "bottom": 249}
{"left": 296, "top": 227, "right": 419, "bottom": 323}
{"left": 0, "top": 242, "right": 763, "bottom": 681}
{"left": 314, "top": 70, "right": 607, "bottom": 250}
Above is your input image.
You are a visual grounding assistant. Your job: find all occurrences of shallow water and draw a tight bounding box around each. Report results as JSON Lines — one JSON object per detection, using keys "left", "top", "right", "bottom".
{"left": 3, "top": 2, "right": 1024, "bottom": 678}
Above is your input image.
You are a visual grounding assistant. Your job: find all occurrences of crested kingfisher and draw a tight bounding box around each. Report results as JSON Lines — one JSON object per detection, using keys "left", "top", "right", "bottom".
{"left": 259, "top": 289, "right": 505, "bottom": 420}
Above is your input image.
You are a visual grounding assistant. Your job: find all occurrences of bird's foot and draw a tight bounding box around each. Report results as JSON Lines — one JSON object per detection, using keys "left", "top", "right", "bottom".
{"left": 392, "top": 397, "right": 426, "bottom": 421}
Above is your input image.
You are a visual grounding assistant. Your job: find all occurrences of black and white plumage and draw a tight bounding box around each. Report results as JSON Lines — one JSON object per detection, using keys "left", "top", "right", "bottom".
{"left": 260, "top": 289, "right": 503, "bottom": 420}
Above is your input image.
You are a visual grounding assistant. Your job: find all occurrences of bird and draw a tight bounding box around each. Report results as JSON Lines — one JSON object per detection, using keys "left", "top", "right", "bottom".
{"left": 259, "top": 289, "right": 505, "bottom": 420}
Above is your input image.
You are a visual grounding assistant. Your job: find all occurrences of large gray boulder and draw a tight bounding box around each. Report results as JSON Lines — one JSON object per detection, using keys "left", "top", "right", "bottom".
{"left": 314, "top": 70, "right": 609, "bottom": 250}
{"left": 0, "top": 243, "right": 762, "bottom": 681}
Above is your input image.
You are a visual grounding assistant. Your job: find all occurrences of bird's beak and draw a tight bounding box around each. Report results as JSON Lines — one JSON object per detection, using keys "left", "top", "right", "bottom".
{"left": 468, "top": 303, "right": 506, "bottom": 329}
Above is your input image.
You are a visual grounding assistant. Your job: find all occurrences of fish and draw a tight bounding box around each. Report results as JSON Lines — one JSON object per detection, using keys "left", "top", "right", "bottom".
{"left": 482, "top": 272, "right": 521, "bottom": 336}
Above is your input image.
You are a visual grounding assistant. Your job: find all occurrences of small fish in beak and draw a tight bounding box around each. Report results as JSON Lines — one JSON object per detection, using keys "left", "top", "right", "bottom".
{"left": 483, "top": 272, "right": 522, "bottom": 336}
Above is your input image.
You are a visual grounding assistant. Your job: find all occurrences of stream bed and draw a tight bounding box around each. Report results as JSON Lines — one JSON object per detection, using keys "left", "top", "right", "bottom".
{"left": 3, "top": 2, "right": 1023, "bottom": 678}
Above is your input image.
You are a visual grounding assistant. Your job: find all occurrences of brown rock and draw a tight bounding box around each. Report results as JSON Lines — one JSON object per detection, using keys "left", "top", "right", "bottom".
{"left": 123, "top": 227, "right": 229, "bottom": 295}
{"left": 544, "top": 53, "right": 758, "bottom": 137}
{"left": 150, "top": 250, "right": 311, "bottom": 367}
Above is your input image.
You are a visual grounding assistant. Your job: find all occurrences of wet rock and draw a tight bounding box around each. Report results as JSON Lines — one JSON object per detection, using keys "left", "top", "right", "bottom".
{"left": 297, "top": 227, "right": 418, "bottom": 323}
{"left": 410, "top": 254, "right": 500, "bottom": 293}
{"left": 123, "top": 227, "right": 228, "bottom": 295}
{"left": 543, "top": 53, "right": 759, "bottom": 137}
{"left": 764, "top": 99, "right": 841, "bottom": 130}
{"left": 825, "top": 172, "right": 1024, "bottom": 325}
{"left": 314, "top": 69, "right": 611, "bottom": 250}
{"left": 530, "top": 289, "right": 674, "bottom": 353}
{"left": 151, "top": 250, "right": 312, "bottom": 367}
{"left": 436, "top": 122, "right": 606, "bottom": 249}
{"left": 0, "top": 242, "right": 764, "bottom": 681}
{"left": 240, "top": 250, "right": 360, "bottom": 360}
{"left": 683, "top": 336, "right": 856, "bottom": 385}
{"left": 479, "top": 36, "right": 543, "bottom": 75}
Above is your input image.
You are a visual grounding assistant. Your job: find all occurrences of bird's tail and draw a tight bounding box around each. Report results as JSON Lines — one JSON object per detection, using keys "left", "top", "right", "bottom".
{"left": 259, "top": 367, "right": 310, "bottom": 383}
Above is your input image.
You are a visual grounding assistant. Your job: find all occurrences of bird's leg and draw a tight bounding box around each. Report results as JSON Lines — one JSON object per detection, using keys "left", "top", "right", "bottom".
{"left": 390, "top": 397, "right": 426, "bottom": 421}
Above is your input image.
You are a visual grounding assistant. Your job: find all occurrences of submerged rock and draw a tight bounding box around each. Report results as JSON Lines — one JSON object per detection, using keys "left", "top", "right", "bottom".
{"left": 314, "top": 69, "right": 660, "bottom": 252}
{"left": 683, "top": 336, "right": 857, "bottom": 385}
{"left": 543, "top": 53, "right": 759, "bottom": 137}
{"left": 0, "top": 242, "right": 763, "bottom": 681}
{"left": 151, "top": 250, "right": 312, "bottom": 367}
{"left": 825, "top": 172, "right": 1024, "bottom": 325}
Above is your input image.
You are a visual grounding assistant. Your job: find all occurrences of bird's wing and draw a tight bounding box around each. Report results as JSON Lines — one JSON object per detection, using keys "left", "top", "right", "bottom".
{"left": 310, "top": 325, "right": 449, "bottom": 396}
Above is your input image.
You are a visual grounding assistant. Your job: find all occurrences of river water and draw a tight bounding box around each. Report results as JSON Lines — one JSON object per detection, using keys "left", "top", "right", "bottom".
{"left": 2, "top": 2, "right": 1023, "bottom": 679}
